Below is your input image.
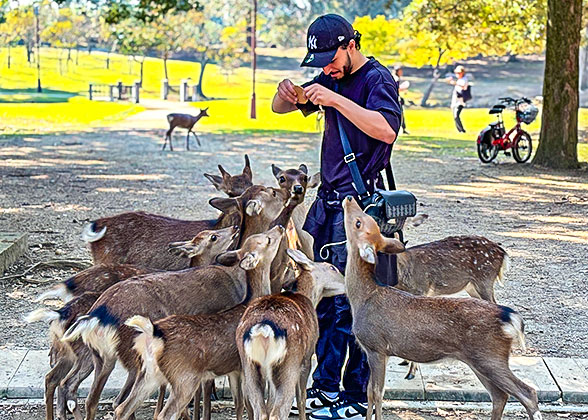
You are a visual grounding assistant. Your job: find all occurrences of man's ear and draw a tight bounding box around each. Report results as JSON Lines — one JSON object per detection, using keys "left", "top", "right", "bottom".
{"left": 239, "top": 252, "right": 261, "bottom": 270}
{"left": 359, "top": 244, "right": 376, "bottom": 264}
{"left": 381, "top": 238, "right": 405, "bottom": 254}
{"left": 216, "top": 250, "right": 240, "bottom": 266}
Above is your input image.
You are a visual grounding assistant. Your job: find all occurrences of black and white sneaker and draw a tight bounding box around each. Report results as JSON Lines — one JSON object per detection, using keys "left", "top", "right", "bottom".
{"left": 309, "top": 399, "right": 367, "bottom": 420}
{"left": 290, "top": 388, "right": 339, "bottom": 415}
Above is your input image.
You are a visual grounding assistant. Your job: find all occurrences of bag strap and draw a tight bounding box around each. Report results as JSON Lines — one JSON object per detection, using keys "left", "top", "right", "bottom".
{"left": 333, "top": 83, "right": 397, "bottom": 195}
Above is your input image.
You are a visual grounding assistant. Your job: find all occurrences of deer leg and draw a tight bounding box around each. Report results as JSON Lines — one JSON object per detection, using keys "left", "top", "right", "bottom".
{"left": 228, "top": 371, "right": 244, "bottom": 420}
{"left": 469, "top": 358, "right": 540, "bottom": 420}
{"left": 158, "top": 378, "right": 202, "bottom": 420}
{"left": 186, "top": 131, "right": 190, "bottom": 151}
{"left": 470, "top": 367, "right": 509, "bottom": 420}
{"left": 114, "top": 370, "right": 161, "bottom": 420}
{"left": 155, "top": 386, "right": 167, "bottom": 420}
{"left": 85, "top": 351, "right": 116, "bottom": 420}
{"left": 296, "top": 356, "right": 312, "bottom": 420}
{"left": 243, "top": 362, "right": 267, "bottom": 420}
{"left": 190, "top": 385, "right": 201, "bottom": 420}
{"left": 64, "top": 355, "right": 94, "bottom": 420}
{"left": 471, "top": 281, "right": 497, "bottom": 303}
{"left": 366, "top": 352, "right": 387, "bottom": 420}
{"left": 45, "top": 357, "right": 73, "bottom": 420}
{"left": 192, "top": 131, "right": 201, "bottom": 147}
{"left": 201, "top": 379, "right": 213, "bottom": 420}
{"left": 405, "top": 362, "right": 418, "bottom": 380}
{"left": 113, "top": 369, "right": 138, "bottom": 409}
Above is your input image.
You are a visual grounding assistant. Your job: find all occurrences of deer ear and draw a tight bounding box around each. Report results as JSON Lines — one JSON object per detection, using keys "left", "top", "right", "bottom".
{"left": 209, "top": 197, "right": 238, "bottom": 214}
{"left": 271, "top": 164, "right": 282, "bottom": 179}
{"left": 381, "top": 238, "right": 405, "bottom": 254}
{"left": 245, "top": 200, "right": 262, "bottom": 216}
{"left": 298, "top": 164, "right": 308, "bottom": 174}
{"left": 216, "top": 250, "right": 240, "bottom": 266}
{"left": 243, "top": 154, "right": 252, "bottom": 179}
{"left": 218, "top": 164, "right": 231, "bottom": 180}
{"left": 308, "top": 172, "right": 321, "bottom": 189}
{"left": 168, "top": 237, "right": 204, "bottom": 258}
{"left": 239, "top": 252, "right": 260, "bottom": 270}
{"left": 204, "top": 173, "right": 224, "bottom": 190}
{"left": 359, "top": 245, "right": 377, "bottom": 264}
{"left": 287, "top": 248, "right": 313, "bottom": 271}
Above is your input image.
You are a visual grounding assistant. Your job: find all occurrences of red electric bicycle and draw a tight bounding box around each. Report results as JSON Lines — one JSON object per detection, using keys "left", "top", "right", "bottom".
{"left": 477, "top": 97, "right": 538, "bottom": 163}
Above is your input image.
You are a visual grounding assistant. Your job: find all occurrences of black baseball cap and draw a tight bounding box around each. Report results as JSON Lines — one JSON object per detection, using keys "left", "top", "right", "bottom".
{"left": 301, "top": 14, "right": 355, "bottom": 68}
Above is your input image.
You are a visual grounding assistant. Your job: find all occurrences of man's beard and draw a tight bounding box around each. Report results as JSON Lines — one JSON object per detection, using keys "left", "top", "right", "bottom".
{"left": 330, "top": 51, "right": 353, "bottom": 80}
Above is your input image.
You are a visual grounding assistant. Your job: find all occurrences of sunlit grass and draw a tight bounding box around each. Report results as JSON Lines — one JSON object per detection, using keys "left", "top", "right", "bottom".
{"left": 0, "top": 97, "right": 143, "bottom": 134}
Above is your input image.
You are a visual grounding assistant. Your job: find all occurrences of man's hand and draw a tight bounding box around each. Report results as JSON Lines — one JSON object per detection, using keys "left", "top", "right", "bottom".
{"left": 304, "top": 84, "right": 338, "bottom": 107}
{"left": 277, "top": 79, "right": 298, "bottom": 104}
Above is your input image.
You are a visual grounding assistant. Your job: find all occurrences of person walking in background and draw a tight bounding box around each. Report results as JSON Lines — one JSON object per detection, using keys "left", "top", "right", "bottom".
{"left": 447, "top": 65, "right": 469, "bottom": 133}
{"left": 392, "top": 64, "right": 410, "bottom": 134}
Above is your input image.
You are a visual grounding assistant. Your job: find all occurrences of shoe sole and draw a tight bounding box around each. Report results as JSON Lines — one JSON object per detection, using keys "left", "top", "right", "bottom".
{"left": 309, "top": 414, "right": 365, "bottom": 420}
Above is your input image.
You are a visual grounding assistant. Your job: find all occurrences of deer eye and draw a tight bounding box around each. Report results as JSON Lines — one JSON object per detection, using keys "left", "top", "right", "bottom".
{"left": 355, "top": 220, "right": 361, "bottom": 229}
{"left": 302, "top": 175, "right": 308, "bottom": 183}
{"left": 272, "top": 190, "right": 277, "bottom": 197}
{"left": 210, "top": 234, "right": 217, "bottom": 242}
{"left": 267, "top": 237, "right": 272, "bottom": 245}
{"left": 279, "top": 176, "right": 286, "bottom": 183}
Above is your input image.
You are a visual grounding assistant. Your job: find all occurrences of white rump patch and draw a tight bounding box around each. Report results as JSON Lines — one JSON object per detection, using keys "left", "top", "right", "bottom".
{"left": 244, "top": 324, "right": 287, "bottom": 370}
{"left": 81, "top": 223, "right": 107, "bottom": 243}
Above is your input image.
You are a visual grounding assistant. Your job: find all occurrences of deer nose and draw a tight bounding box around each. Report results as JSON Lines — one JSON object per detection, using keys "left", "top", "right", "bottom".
{"left": 293, "top": 185, "right": 304, "bottom": 195}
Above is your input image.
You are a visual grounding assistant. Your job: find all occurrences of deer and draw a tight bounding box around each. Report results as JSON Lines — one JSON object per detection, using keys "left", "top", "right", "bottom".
{"left": 393, "top": 234, "right": 510, "bottom": 379}
{"left": 27, "top": 226, "right": 240, "bottom": 420}
{"left": 163, "top": 108, "right": 209, "bottom": 151}
{"left": 236, "top": 248, "right": 346, "bottom": 420}
{"left": 204, "top": 155, "right": 253, "bottom": 197}
{"left": 80, "top": 184, "right": 288, "bottom": 271}
{"left": 62, "top": 190, "right": 288, "bottom": 420}
{"left": 341, "top": 195, "right": 540, "bottom": 420}
{"left": 110, "top": 226, "right": 285, "bottom": 420}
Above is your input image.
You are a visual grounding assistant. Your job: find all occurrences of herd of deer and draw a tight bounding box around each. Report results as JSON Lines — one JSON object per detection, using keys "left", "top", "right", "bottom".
{"left": 27, "top": 154, "right": 541, "bottom": 420}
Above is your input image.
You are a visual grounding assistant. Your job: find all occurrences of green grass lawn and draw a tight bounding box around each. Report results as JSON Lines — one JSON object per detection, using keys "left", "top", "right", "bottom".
{"left": 1, "top": 46, "right": 586, "bottom": 162}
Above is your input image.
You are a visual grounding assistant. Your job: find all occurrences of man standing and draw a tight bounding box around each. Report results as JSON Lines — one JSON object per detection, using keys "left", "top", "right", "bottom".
{"left": 272, "top": 14, "right": 401, "bottom": 420}
{"left": 447, "top": 65, "right": 469, "bottom": 133}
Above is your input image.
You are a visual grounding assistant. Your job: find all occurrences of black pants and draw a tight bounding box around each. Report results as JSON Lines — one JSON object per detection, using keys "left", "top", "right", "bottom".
{"left": 452, "top": 104, "right": 466, "bottom": 133}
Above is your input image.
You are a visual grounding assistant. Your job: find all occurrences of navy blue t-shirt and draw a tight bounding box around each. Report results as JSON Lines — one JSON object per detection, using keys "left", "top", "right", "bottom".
{"left": 297, "top": 57, "right": 401, "bottom": 192}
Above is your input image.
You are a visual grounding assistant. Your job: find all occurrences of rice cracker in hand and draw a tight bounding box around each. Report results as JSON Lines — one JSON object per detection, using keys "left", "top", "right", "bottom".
{"left": 293, "top": 85, "right": 308, "bottom": 104}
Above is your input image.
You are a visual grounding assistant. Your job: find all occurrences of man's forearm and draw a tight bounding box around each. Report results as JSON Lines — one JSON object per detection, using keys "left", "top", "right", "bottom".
{"left": 272, "top": 93, "right": 298, "bottom": 114}
{"left": 333, "top": 96, "right": 397, "bottom": 144}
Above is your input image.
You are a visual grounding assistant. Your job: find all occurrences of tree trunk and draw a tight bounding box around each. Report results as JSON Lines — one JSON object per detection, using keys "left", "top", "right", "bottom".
{"left": 163, "top": 56, "right": 169, "bottom": 80}
{"left": 420, "top": 49, "right": 445, "bottom": 107}
{"left": 26, "top": 44, "right": 32, "bottom": 64}
{"left": 106, "top": 53, "right": 110, "bottom": 70}
{"left": 7, "top": 45, "right": 11, "bottom": 69}
{"left": 67, "top": 48, "right": 72, "bottom": 63}
{"left": 196, "top": 56, "right": 208, "bottom": 99}
{"left": 139, "top": 58, "right": 144, "bottom": 87}
{"left": 75, "top": 48, "right": 79, "bottom": 65}
{"left": 533, "top": 0, "right": 581, "bottom": 169}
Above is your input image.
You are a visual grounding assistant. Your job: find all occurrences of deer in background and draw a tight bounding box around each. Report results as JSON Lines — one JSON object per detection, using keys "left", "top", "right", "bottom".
{"left": 341, "top": 196, "right": 540, "bottom": 420}
{"left": 163, "top": 108, "right": 209, "bottom": 151}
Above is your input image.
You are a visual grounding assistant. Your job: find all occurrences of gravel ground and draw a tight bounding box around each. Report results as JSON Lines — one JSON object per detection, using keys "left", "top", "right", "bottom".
{"left": 0, "top": 121, "right": 587, "bottom": 357}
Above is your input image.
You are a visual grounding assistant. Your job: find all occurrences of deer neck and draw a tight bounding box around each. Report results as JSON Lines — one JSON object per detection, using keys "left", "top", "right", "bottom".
{"left": 293, "top": 271, "right": 317, "bottom": 306}
{"left": 244, "top": 264, "right": 272, "bottom": 303}
{"left": 195, "top": 113, "right": 206, "bottom": 123}
{"left": 345, "top": 244, "right": 379, "bottom": 306}
{"left": 269, "top": 200, "right": 299, "bottom": 229}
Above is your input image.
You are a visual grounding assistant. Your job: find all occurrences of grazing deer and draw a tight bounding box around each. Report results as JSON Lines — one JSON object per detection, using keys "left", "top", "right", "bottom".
{"left": 80, "top": 185, "right": 287, "bottom": 271}
{"left": 62, "top": 191, "right": 287, "bottom": 420}
{"left": 28, "top": 227, "right": 238, "bottom": 420}
{"left": 341, "top": 196, "right": 540, "bottom": 420}
{"left": 204, "top": 155, "right": 253, "bottom": 197}
{"left": 163, "top": 108, "right": 209, "bottom": 151}
{"left": 237, "top": 249, "right": 345, "bottom": 420}
{"left": 113, "top": 226, "right": 285, "bottom": 420}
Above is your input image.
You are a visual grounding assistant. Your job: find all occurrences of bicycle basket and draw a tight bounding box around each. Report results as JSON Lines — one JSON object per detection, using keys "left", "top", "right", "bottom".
{"left": 517, "top": 104, "right": 539, "bottom": 124}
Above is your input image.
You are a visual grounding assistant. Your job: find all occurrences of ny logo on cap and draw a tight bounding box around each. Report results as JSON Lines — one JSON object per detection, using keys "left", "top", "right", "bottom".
{"left": 308, "top": 35, "right": 317, "bottom": 50}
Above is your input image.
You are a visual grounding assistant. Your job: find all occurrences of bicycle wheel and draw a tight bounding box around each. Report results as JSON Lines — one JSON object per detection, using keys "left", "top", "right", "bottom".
{"left": 513, "top": 131, "right": 532, "bottom": 163}
{"left": 477, "top": 134, "right": 499, "bottom": 163}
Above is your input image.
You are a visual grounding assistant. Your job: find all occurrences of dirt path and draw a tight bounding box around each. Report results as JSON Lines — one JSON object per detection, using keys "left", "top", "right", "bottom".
{"left": 0, "top": 115, "right": 587, "bottom": 357}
